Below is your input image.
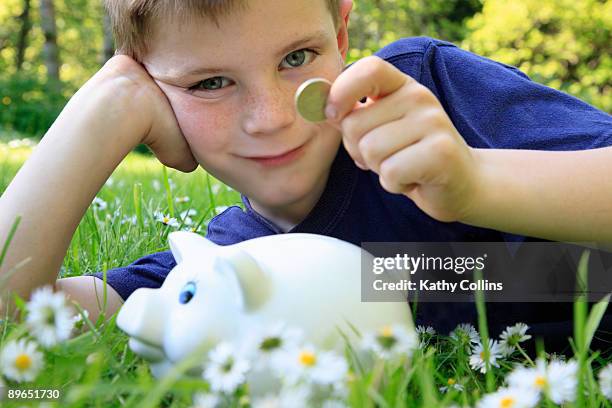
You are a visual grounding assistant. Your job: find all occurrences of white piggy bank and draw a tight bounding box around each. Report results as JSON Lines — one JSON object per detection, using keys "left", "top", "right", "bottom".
{"left": 117, "top": 232, "right": 413, "bottom": 377}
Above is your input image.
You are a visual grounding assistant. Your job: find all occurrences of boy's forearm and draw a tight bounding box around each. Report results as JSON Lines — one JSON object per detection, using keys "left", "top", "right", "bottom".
{"left": 0, "top": 77, "right": 147, "bottom": 306}
{"left": 464, "top": 147, "right": 612, "bottom": 243}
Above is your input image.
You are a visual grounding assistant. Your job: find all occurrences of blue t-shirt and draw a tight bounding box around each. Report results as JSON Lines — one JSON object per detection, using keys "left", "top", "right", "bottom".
{"left": 91, "top": 37, "right": 612, "bottom": 350}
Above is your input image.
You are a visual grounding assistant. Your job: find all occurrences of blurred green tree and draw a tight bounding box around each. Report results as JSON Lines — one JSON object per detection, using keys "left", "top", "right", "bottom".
{"left": 462, "top": 0, "right": 611, "bottom": 112}
{"left": 0, "top": 0, "right": 104, "bottom": 137}
{"left": 347, "top": 0, "right": 483, "bottom": 61}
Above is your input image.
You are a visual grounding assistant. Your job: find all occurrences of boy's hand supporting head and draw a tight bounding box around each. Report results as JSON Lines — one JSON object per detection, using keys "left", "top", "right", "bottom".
{"left": 325, "top": 56, "right": 480, "bottom": 223}
{"left": 0, "top": 52, "right": 197, "bottom": 309}
{"left": 95, "top": 55, "right": 198, "bottom": 173}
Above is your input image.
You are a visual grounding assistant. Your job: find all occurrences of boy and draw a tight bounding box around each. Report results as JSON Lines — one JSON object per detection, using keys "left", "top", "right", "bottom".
{"left": 1, "top": 0, "right": 611, "bottom": 353}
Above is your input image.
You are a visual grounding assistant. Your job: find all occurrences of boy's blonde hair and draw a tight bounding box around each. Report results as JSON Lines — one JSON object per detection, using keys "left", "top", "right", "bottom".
{"left": 104, "top": 0, "right": 342, "bottom": 61}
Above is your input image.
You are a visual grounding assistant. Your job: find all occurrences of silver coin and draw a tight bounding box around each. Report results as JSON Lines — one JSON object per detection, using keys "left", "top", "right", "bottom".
{"left": 295, "top": 78, "right": 332, "bottom": 123}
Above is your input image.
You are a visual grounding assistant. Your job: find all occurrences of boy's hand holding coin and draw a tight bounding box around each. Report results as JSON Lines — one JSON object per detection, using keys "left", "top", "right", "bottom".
{"left": 323, "top": 56, "right": 480, "bottom": 223}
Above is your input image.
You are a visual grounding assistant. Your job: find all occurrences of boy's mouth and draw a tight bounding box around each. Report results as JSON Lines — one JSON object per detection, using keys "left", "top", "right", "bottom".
{"left": 244, "top": 141, "right": 308, "bottom": 167}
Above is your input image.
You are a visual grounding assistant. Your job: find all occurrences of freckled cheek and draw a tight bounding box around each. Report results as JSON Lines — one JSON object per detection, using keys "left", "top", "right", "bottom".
{"left": 171, "top": 100, "right": 235, "bottom": 158}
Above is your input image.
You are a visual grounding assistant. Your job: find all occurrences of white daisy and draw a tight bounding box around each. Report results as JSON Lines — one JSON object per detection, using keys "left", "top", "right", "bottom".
{"left": 72, "top": 309, "right": 89, "bottom": 328}
{"left": 183, "top": 226, "right": 200, "bottom": 233}
{"left": 439, "top": 377, "right": 464, "bottom": 393}
{"left": 507, "top": 358, "right": 577, "bottom": 404}
{"left": 121, "top": 215, "right": 138, "bottom": 225}
{"left": 203, "top": 342, "right": 250, "bottom": 394}
{"left": 599, "top": 364, "right": 612, "bottom": 400}
{"left": 181, "top": 209, "right": 197, "bottom": 218}
{"left": 179, "top": 209, "right": 197, "bottom": 226}
{"left": 214, "top": 206, "right": 229, "bottom": 215}
{"left": 507, "top": 361, "right": 548, "bottom": 391}
{"left": 152, "top": 180, "right": 161, "bottom": 191}
{"left": 450, "top": 323, "right": 480, "bottom": 346}
{"left": 211, "top": 184, "right": 222, "bottom": 194}
{"left": 477, "top": 386, "right": 539, "bottom": 408}
{"left": 469, "top": 339, "right": 502, "bottom": 373}
{"left": 321, "top": 400, "right": 348, "bottom": 408}
{"left": 416, "top": 325, "right": 436, "bottom": 336}
{"left": 416, "top": 325, "right": 436, "bottom": 348}
{"left": 542, "top": 359, "right": 578, "bottom": 404}
{"left": 276, "top": 345, "right": 347, "bottom": 386}
{"left": 191, "top": 392, "right": 222, "bottom": 408}
{"left": 91, "top": 197, "right": 108, "bottom": 211}
{"left": 361, "top": 324, "right": 419, "bottom": 360}
{"left": 545, "top": 352, "right": 566, "bottom": 362}
{"left": 499, "top": 323, "right": 531, "bottom": 356}
{"left": 252, "top": 385, "right": 310, "bottom": 408}
{"left": 154, "top": 212, "right": 180, "bottom": 228}
{"left": 241, "top": 322, "right": 303, "bottom": 371}
{"left": 26, "top": 286, "right": 75, "bottom": 348}
{"left": 0, "top": 339, "right": 44, "bottom": 382}
{"left": 104, "top": 177, "right": 114, "bottom": 187}
{"left": 175, "top": 196, "right": 191, "bottom": 203}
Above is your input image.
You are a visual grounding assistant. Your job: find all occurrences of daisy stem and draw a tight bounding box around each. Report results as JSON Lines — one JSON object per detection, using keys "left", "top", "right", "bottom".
{"left": 0, "top": 215, "right": 21, "bottom": 270}
{"left": 473, "top": 268, "right": 495, "bottom": 393}
{"left": 133, "top": 182, "right": 144, "bottom": 229}
{"left": 517, "top": 344, "right": 535, "bottom": 366}
{"left": 205, "top": 173, "right": 217, "bottom": 215}
{"left": 161, "top": 165, "right": 174, "bottom": 218}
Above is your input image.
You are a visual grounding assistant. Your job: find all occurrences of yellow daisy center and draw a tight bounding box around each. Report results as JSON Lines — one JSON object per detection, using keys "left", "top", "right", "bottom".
{"left": 163, "top": 217, "right": 170, "bottom": 223}
{"left": 299, "top": 351, "right": 316, "bottom": 367}
{"left": 480, "top": 351, "right": 486, "bottom": 359}
{"left": 500, "top": 396, "right": 515, "bottom": 408}
{"left": 15, "top": 353, "right": 32, "bottom": 371}
{"left": 380, "top": 325, "right": 393, "bottom": 337}
{"left": 447, "top": 378, "right": 456, "bottom": 385}
{"left": 535, "top": 375, "right": 547, "bottom": 387}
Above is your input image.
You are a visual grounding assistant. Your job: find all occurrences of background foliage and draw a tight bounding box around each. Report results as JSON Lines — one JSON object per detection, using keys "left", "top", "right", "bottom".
{"left": 0, "top": 0, "right": 610, "bottom": 138}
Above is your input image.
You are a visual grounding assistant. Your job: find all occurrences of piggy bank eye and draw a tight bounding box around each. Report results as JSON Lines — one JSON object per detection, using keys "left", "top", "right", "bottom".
{"left": 179, "top": 281, "right": 197, "bottom": 304}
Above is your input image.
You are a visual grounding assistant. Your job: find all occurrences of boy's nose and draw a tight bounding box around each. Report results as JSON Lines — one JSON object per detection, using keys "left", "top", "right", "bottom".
{"left": 241, "top": 84, "right": 295, "bottom": 136}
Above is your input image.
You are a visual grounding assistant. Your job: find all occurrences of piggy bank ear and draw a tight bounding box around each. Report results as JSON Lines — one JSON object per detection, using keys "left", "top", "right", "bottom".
{"left": 168, "top": 231, "right": 218, "bottom": 264}
{"left": 214, "top": 248, "right": 272, "bottom": 312}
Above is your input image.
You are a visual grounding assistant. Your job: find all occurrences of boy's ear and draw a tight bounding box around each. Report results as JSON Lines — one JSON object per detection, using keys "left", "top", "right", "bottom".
{"left": 336, "top": 0, "right": 353, "bottom": 61}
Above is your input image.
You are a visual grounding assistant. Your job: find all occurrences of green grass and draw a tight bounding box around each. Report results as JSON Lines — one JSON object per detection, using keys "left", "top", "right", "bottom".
{"left": 0, "top": 138, "right": 611, "bottom": 407}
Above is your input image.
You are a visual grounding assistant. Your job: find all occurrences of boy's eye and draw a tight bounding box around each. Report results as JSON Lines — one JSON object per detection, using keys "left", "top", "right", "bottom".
{"left": 280, "top": 49, "right": 318, "bottom": 69}
{"left": 189, "top": 76, "right": 232, "bottom": 92}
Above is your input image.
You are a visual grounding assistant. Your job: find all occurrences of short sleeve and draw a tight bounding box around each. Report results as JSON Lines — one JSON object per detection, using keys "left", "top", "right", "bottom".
{"left": 87, "top": 205, "right": 272, "bottom": 300}
{"left": 416, "top": 39, "right": 612, "bottom": 150}
{"left": 89, "top": 251, "right": 176, "bottom": 301}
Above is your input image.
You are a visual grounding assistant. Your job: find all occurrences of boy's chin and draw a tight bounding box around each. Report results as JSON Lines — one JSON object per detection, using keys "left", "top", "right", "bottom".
{"left": 252, "top": 185, "right": 311, "bottom": 207}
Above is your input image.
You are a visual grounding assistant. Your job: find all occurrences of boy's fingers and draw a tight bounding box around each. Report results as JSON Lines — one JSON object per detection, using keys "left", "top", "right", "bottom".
{"left": 377, "top": 134, "right": 447, "bottom": 194}
{"left": 326, "top": 56, "right": 414, "bottom": 121}
{"left": 340, "top": 82, "right": 411, "bottom": 150}
{"left": 357, "top": 119, "right": 424, "bottom": 174}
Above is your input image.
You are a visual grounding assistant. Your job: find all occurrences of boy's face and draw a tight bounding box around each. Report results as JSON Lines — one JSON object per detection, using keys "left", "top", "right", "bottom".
{"left": 143, "top": 0, "right": 351, "bottom": 218}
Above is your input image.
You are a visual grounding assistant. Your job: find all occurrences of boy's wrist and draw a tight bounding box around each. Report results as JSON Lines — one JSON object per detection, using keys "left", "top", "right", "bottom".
{"left": 53, "top": 57, "right": 160, "bottom": 150}
{"left": 457, "top": 148, "right": 503, "bottom": 229}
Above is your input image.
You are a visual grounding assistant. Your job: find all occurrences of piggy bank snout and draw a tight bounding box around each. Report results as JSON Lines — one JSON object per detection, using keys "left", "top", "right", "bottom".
{"left": 117, "top": 288, "right": 167, "bottom": 349}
